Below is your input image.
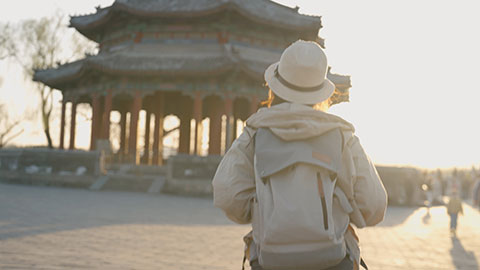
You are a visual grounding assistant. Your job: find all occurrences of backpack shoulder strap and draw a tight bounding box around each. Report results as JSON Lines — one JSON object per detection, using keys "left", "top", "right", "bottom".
{"left": 243, "top": 125, "right": 257, "bottom": 149}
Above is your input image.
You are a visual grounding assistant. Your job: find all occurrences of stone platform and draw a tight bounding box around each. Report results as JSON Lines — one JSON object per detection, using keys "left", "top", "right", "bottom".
{"left": 0, "top": 183, "right": 479, "bottom": 270}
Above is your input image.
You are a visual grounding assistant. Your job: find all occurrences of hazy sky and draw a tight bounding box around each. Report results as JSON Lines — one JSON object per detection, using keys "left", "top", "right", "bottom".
{"left": 1, "top": 0, "right": 479, "bottom": 169}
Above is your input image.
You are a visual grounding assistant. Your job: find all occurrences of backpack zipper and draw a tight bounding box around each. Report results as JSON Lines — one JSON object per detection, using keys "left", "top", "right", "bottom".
{"left": 317, "top": 173, "right": 329, "bottom": 230}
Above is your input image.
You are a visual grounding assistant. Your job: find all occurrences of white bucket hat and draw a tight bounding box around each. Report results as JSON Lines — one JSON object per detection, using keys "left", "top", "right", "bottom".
{"left": 264, "top": 40, "right": 335, "bottom": 105}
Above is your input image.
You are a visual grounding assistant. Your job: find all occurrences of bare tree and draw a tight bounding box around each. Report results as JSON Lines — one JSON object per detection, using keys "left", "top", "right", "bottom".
{"left": 0, "top": 24, "right": 20, "bottom": 147}
{"left": 0, "top": 23, "right": 16, "bottom": 91}
{"left": 0, "top": 104, "right": 24, "bottom": 148}
{"left": 3, "top": 12, "right": 96, "bottom": 148}
{"left": 0, "top": 23, "right": 16, "bottom": 60}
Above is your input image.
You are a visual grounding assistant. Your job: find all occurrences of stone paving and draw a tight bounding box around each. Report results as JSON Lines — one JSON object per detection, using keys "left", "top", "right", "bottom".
{"left": 0, "top": 183, "right": 479, "bottom": 270}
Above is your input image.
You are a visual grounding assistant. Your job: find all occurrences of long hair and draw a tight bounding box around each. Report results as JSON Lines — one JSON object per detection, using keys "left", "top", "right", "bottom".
{"left": 261, "top": 89, "right": 332, "bottom": 112}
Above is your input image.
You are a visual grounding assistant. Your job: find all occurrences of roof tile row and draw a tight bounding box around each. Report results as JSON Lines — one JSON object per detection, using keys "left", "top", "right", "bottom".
{"left": 70, "top": 0, "right": 321, "bottom": 32}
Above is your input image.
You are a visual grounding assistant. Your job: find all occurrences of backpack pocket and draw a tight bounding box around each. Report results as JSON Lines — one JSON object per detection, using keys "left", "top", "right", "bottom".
{"left": 257, "top": 167, "right": 347, "bottom": 269}
{"left": 259, "top": 166, "right": 333, "bottom": 245}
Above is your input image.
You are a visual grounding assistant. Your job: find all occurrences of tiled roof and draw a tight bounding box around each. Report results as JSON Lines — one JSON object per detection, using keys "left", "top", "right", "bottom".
{"left": 33, "top": 43, "right": 350, "bottom": 104}
{"left": 34, "top": 53, "right": 235, "bottom": 86}
{"left": 70, "top": 0, "right": 321, "bottom": 32}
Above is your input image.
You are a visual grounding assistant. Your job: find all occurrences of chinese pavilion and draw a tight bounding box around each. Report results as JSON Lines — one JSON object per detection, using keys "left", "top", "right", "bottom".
{"left": 34, "top": 0, "right": 351, "bottom": 165}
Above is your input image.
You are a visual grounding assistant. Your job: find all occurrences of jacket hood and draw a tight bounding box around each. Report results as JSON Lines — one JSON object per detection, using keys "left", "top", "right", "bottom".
{"left": 246, "top": 103, "right": 355, "bottom": 141}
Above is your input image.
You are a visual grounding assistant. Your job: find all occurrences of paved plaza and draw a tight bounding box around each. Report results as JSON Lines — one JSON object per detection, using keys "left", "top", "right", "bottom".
{"left": 0, "top": 183, "right": 479, "bottom": 270}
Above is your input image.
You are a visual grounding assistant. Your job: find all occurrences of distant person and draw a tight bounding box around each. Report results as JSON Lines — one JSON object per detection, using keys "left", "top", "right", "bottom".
{"left": 447, "top": 189, "right": 463, "bottom": 237}
{"left": 423, "top": 172, "right": 434, "bottom": 207}
{"left": 431, "top": 170, "right": 444, "bottom": 205}
{"left": 447, "top": 169, "right": 462, "bottom": 197}
{"left": 212, "top": 40, "right": 387, "bottom": 270}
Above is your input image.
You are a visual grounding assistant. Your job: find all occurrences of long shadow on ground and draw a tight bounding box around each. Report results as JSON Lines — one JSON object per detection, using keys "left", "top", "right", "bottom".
{"left": 0, "top": 183, "right": 428, "bottom": 241}
{"left": 0, "top": 183, "right": 238, "bottom": 241}
{"left": 450, "top": 237, "right": 478, "bottom": 270}
{"left": 376, "top": 206, "right": 418, "bottom": 227}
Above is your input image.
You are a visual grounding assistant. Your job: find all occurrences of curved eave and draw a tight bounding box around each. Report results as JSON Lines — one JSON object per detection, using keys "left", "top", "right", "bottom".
{"left": 34, "top": 52, "right": 351, "bottom": 100}
{"left": 34, "top": 59, "right": 351, "bottom": 97}
{"left": 71, "top": 0, "right": 321, "bottom": 41}
{"left": 33, "top": 60, "right": 85, "bottom": 89}
{"left": 327, "top": 71, "right": 352, "bottom": 91}
{"left": 34, "top": 57, "right": 245, "bottom": 90}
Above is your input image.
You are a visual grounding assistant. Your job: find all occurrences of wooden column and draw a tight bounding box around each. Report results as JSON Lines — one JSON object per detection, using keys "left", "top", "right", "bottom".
{"left": 178, "top": 108, "right": 191, "bottom": 154}
{"left": 119, "top": 110, "right": 127, "bottom": 155}
{"left": 90, "top": 93, "right": 101, "bottom": 150}
{"left": 232, "top": 117, "right": 238, "bottom": 140}
{"left": 152, "top": 93, "right": 164, "bottom": 165}
{"left": 69, "top": 101, "right": 77, "bottom": 150}
{"left": 208, "top": 106, "right": 222, "bottom": 155}
{"left": 193, "top": 91, "right": 203, "bottom": 155}
{"left": 250, "top": 95, "right": 258, "bottom": 115}
{"left": 143, "top": 110, "right": 151, "bottom": 164}
{"left": 224, "top": 96, "right": 234, "bottom": 152}
{"left": 101, "top": 89, "right": 112, "bottom": 140}
{"left": 128, "top": 90, "right": 142, "bottom": 163}
{"left": 59, "top": 100, "right": 66, "bottom": 149}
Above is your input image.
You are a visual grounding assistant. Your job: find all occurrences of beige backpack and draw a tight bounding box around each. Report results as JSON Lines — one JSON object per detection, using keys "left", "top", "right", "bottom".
{"left": 252, "top": 127, "right": 355, "bottom": 269}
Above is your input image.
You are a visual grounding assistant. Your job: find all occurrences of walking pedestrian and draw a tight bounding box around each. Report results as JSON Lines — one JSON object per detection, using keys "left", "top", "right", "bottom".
{"left": 212, "top": 40, "right": 387, "bottom": 270}
{"left": 447, "top": 189, "right": 463, "bottom": 237}
{"left": 431, "top": 170, "right": 444, "bottom": 205}
{"left": 447, "top": 169, "right": 462, "bottom": 197}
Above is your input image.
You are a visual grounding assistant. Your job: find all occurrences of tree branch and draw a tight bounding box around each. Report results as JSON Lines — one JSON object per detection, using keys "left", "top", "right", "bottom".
{"left": 2, "top": 128, "right": 24, "bottom": 146}
{"left": 163, "top": 126, "right": 180, "bottom": 137}
{"left": 0, "top": 119, "right": 21, "bottom": 138}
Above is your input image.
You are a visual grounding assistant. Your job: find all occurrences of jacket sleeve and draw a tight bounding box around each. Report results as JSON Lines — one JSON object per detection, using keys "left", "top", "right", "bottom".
{"left": 212, "top": 127, "right": 256, "bottom": 224}
{"left": 349, "top": 135, "right": 388, "bottom": 226}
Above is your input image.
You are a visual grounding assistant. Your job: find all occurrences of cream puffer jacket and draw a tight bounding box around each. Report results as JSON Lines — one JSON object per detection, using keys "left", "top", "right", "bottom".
{"left": 212, "top": 103, "right": 387, "bottom": 267}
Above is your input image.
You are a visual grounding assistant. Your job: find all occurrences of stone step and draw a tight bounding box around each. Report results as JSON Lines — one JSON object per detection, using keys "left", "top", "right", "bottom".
{"left": 89, "top": 175, "right": 109, "bottom": 191}
{"left": 148, "top": 176, "right": 166, "bottom": 194}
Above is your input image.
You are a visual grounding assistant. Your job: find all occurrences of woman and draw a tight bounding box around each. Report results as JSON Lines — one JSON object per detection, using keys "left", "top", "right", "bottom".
{"left": 213, "top": 40, "right": 387, "bottom": 270}
{"left": 447, "top": 189, "right": 463, "bottom": 237}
